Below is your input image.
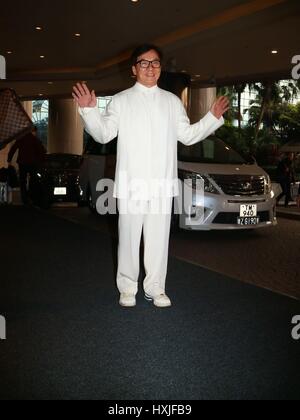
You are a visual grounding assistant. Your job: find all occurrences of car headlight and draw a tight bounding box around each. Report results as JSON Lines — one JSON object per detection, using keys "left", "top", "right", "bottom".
{"left": 179, "top": 170, "right": 220, "bottom": 194}
{"left": 264, "top": 175, "right": 272, "bottom": 195}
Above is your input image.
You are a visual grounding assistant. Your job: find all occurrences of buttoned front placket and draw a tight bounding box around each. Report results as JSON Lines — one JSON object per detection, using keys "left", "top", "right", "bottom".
{"left": 144, "top": 90, "right": 156, "bottom": 199}
{"left": 134, "top": 83, "right": 158, "bottom": 200}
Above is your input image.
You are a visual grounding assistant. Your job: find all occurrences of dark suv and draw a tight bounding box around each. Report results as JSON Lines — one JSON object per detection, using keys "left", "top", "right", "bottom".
{"left": 79, "top": 136, "right": 117, "bottom": 212}
{"left": 30, "top": 153, "right": 83, "bottom": 209}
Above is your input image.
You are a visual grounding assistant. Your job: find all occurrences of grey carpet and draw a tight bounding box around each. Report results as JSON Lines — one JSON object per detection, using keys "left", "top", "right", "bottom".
{"left": 0, "top": 206, "right": 299, "bottom": 400}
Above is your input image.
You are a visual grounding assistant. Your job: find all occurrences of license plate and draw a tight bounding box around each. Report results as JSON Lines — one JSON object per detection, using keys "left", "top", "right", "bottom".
{"left": 54, "top": 187, "right": 67, "bottom": 196}
{"left": 240, "top": 204, "right": 257, "bottom": 217}
{"left": 237, "top": 217, "right": 260, "bottom": 226}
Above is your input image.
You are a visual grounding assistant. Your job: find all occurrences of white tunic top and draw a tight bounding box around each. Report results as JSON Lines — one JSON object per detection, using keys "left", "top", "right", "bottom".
{"left": 79, "top": 82, "right": 224, "bottom": 200}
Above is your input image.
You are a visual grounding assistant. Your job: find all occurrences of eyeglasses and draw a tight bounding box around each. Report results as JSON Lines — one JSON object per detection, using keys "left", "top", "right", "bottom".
{"left": 136, "top": 59, "right": 161, "bottom": 69}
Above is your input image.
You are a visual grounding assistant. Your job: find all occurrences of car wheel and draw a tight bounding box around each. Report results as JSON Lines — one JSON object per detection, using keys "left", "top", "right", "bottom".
{"left": 87, "top": 186, "right": 97, "bottom": 214}
{"left": 40, "top": 191, "right": 52, "bottom": 210}
{"left": 77, "top": 200, "right": 86, "bottom": 208}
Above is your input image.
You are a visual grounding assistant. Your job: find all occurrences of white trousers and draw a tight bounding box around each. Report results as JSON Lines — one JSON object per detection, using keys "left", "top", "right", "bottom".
{"left": 116, "top": 197, "right": 173, "bottom": 296}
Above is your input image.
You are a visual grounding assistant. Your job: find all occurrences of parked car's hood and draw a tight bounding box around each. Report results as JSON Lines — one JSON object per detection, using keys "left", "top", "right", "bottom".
{"left": 41, "top": 168, "right": 79, "bottom": 174}
{"left": 178, "top": 161, "right": 268, "bottom": 177}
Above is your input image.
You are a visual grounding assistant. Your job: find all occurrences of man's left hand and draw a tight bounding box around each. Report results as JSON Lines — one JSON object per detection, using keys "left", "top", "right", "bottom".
{"left": 211, "top": 96, "right": 230, "bottom": 120}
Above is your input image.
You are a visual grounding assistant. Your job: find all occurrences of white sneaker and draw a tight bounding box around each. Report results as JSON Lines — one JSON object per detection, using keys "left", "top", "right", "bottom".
{"left": 119, "top": 293, "right": 136, "bottom": 308}
{"left": 145, "top": 293, "right": 172, "bottom": 308}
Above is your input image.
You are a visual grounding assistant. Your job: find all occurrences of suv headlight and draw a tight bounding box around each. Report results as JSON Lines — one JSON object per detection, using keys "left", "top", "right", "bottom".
{"left": 264, "top": 175, "right": 272, "bottom": 195}
{"left": 179, "top": 170, "right": 220, "bottom": 195}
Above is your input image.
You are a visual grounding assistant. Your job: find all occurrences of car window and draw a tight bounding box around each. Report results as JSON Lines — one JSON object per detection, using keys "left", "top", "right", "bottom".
{"left": 178, "top": 137, "right": 246, "bottom": 165}
{"left": 84, "top": 132, "right": 117, "bottom": 156}
{"left": 203, "top": 140, "right": 215, "bottom": 160}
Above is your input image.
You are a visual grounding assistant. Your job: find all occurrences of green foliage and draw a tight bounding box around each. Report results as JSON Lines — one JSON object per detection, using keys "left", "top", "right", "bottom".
{"left": 217, "top": 80, "right": 300, "bottom": 165}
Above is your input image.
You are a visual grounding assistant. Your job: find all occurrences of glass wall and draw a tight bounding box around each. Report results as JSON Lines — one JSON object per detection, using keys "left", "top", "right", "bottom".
{"left": 32, "top": 100, "right": 49, "bottom": 149}
{"left": 232, "top": 80, "right": 300, "bottom": 127}
{"left": 31, "top": 96, "right": 113, "bottom": 152}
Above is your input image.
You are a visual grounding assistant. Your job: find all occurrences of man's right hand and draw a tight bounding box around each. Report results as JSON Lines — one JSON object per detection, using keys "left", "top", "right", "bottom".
{"left": 72, "top": 83, "right": 97, "bottom": 108}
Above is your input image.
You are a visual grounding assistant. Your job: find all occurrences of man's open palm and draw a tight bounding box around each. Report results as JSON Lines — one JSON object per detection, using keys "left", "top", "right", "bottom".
{"left": 72, "top": 83, "right": 97, "bottom": 108}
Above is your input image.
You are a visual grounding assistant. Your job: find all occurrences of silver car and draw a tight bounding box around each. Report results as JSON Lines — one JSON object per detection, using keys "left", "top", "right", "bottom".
{"left": 80, "top": 135, "right": 279, "bottom": 231}
{"left": 175, "top": 136, "right": 278, "bottom": 231}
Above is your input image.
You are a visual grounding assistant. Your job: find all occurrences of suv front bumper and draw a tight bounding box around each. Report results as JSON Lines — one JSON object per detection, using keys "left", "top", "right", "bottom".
{"left": 177, "top": 191, "right": 277, "bottom": 231}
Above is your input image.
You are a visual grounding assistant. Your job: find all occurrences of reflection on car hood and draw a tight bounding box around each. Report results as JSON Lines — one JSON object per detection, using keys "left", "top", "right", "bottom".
{"left": 178, "top": 161, "right": 267, "bottom": 177}
{"left": 41, "top": 168, "right": 79, "bottom": 175}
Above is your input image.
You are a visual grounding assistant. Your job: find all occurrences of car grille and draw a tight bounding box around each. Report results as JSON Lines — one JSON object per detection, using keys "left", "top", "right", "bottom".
{"left": 52, "top": 173, "right": 78, "bottom": 186}
{"left": 211, "top": 174, "right": 266, "bottom": 196}
{"left": 213, "top": 211, "right": 270, "bottom": 224}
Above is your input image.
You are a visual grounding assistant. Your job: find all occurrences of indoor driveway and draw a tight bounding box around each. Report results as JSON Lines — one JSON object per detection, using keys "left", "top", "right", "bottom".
{"left": 50, "top": 206, "right": 300, "bottom": 300}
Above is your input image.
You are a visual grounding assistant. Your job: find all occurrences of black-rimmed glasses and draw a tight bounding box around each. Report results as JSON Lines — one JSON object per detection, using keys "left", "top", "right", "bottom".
{"left": 136, "top": 59, "right": 161, "bottom": 69}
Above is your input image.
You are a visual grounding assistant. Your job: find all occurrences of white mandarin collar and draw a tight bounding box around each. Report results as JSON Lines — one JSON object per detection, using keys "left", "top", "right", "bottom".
{"left": 134, "top": 82, "right": 159, "bottom": 94}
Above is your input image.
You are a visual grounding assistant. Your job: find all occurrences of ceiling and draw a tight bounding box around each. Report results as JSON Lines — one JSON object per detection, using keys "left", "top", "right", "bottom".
{"left": 0, "top": 0, "right": 299, "bottom": 99}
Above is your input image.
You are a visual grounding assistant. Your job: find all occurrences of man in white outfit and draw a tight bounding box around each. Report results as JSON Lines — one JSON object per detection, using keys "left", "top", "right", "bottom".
{"left": 73, "top": 44, "right": 229, "bottom": 308}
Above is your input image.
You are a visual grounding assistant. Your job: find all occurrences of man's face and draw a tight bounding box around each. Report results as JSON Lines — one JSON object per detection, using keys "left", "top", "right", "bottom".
{"left": 132, "top": 49, "right": 162, "bottom": 88}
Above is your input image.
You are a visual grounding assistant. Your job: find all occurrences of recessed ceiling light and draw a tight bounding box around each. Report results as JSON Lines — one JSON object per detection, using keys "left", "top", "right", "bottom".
{"left": 40, "top": 55, "right": 45, "bottom": 59}
{"left": 35, "top": 26, "right": 43, "bottom": 31}
{"left": 271, "top": 50, "right": 278, "bottom": 54}
{"left": 6, "top": 51, "right": 12, "bottom": 54}
{"left": 75, "top": 33, "right": 81, "bottom": 37}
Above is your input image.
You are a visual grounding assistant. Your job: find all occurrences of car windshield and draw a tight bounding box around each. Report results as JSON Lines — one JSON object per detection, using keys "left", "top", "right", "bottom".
{"left": 84, "top": 134, "right": 117, "bottom": 156}
{"left": 44, "top": 155, "right": 81, "bottom": 170}
{"left": 178, "top": 137, "right": 246, "bottom": 165}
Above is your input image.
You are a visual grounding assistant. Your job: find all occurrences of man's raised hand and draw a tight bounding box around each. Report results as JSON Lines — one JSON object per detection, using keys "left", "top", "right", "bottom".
{"left": 211, "top": 96, "right": 230, "bottom": 120}
{"left": 72, "top": 83, "right": 97, "bottom": 108}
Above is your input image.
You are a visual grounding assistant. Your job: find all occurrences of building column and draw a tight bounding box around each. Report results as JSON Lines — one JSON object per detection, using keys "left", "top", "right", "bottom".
{"left": 188, "top": 87, "right": 217, "bottom": 123}
{"left": 22, "top": 101, "right": 33, "bottom": 119}
{"left": 159, "top": 72, "right": 190, "bottom": 100}
{"left": 48, "top": 99, "right": 83, "bottom": 155}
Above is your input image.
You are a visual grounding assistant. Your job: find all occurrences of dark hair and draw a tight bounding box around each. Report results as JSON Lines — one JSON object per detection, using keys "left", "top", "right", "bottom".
{"left": 131, "top": 44, "right": 163, "bottom": 66}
